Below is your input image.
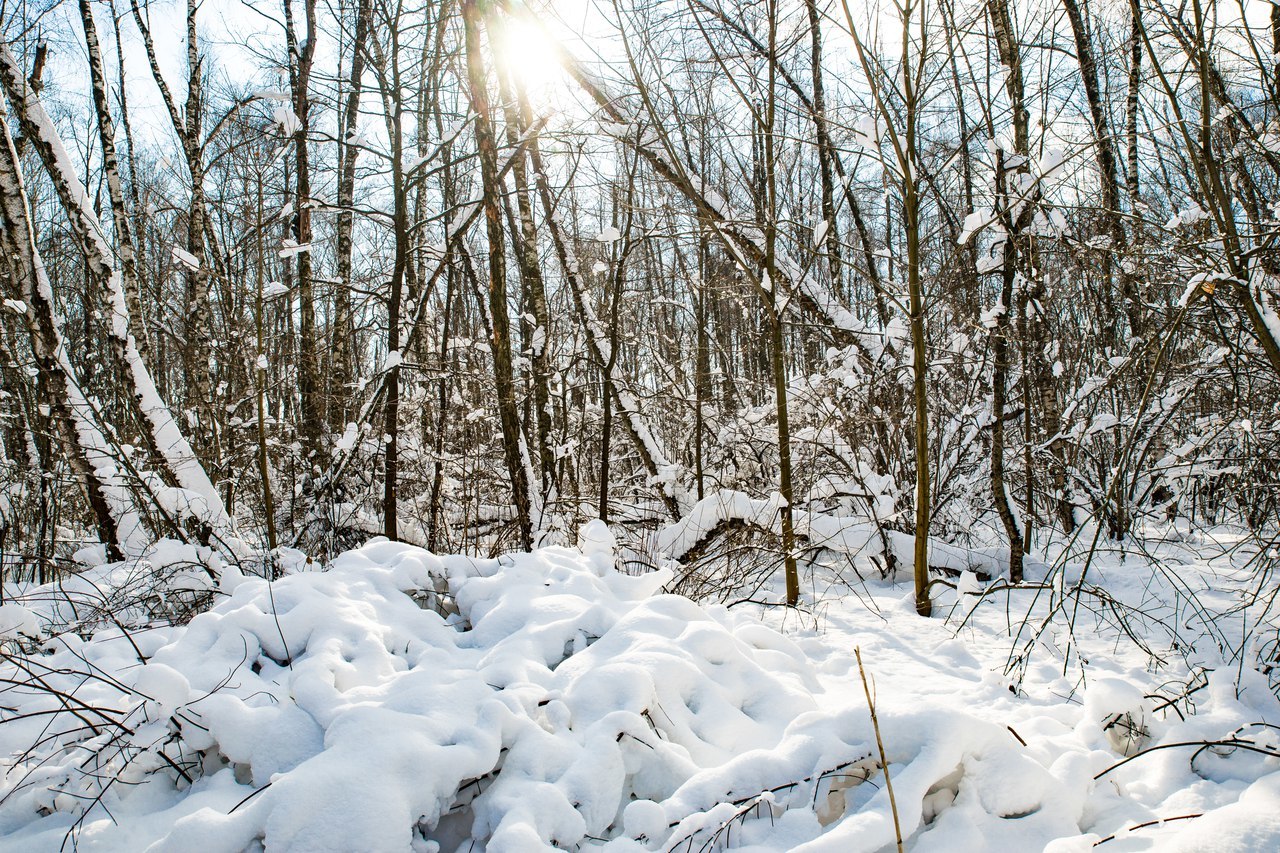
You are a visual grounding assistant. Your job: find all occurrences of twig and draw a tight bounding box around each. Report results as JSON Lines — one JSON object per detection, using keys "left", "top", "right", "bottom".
{"left": 228, "top": 781, "right": 272, "bottom": 814}
{"left": 1092, "top": 812, "right": 1202, "bottom": 846}
{"left": 857, "top": 647, "right": 903, "bottom": 853}
{"left": 1094, "top": 738, "right": 1280, "bottom": 780}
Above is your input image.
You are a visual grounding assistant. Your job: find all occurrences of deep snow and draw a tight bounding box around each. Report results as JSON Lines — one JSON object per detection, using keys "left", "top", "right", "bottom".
{"left": 0, "top": 523, "right": 1277, "bottom": 852}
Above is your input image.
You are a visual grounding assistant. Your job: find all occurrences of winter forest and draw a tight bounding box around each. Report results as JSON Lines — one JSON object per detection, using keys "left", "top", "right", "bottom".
{"left": 1, "top": 0, "right": 1280, "bottom": 847}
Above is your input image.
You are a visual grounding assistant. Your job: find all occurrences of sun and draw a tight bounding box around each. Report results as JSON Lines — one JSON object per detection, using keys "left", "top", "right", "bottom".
{"left": 494, "top": 15, "right": 567, "bottom": 104}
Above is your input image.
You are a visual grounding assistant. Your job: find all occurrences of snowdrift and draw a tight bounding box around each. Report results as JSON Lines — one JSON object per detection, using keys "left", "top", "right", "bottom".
{"left": 1, "top": 534, "right": 1278, "bottom": 851}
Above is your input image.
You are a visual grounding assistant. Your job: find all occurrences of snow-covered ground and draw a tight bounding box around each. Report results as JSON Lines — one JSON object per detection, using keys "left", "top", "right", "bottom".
{"left": 1, "top": 524, "right": 1278, "bottom": 852}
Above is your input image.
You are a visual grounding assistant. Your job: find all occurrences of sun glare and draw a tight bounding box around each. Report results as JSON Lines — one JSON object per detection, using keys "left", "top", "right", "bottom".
{"left": 497, "top": 17, "right": 566, "bottom": 103}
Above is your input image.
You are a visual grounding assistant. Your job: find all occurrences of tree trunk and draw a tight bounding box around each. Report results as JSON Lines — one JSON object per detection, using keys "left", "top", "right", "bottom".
{"left": 284, "top": 0, "right": 322, "bottom": 461}
{"left": 491, "top": 41, "right": 556, "bottom": 503}
{"left": 804, "top": 0, "right": 842, "bottom": 297}
{"left": 1061, "top": 0, "right": 1143, "bottom": 340}
{"left": 253, "top": 176, "right": 278, "bottom": 551}
{"left": 987, "top": 0, "right": 1028, "bottom": 580}
{"left": 332, "top": 0, "right": 371, "bottom": 431}
{"left": 79, "top": 0, "right": 148, "bottom": 358}
{"left": 763, "top": 0, "right": 800, "bottom": 605}
{"left": 463, "top": 0, "right": 533, "bottom": 550}
{"left": 0, "top": 42, "right": 231, "bottom": 539}
{"left": 0, "top": 116, "right": 132, "bottom": 559}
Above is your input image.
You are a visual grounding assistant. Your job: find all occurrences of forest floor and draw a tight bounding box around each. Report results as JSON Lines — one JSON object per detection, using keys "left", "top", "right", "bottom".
{"left": 0, "top": 522, "right": 1277, "bottom": 851}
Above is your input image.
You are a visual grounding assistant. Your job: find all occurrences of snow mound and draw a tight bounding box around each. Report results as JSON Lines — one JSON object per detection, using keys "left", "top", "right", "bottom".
{"left": 655, "top": 490, "right": 878, "bottom": 564}
{"left": 2, "top": 538, "right": 1278, "bottom": 851}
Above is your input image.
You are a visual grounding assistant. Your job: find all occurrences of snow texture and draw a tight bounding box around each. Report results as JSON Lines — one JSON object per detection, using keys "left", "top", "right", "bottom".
{"left": 2, "top": 534, "right": 1279, "bottom": 852}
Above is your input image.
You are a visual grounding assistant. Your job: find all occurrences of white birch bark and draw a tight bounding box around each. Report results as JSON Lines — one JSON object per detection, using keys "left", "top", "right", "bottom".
{"left": 0, "top": 42, "right": 232, "bottom": 536}
{"left": 0, "top": 110, "right": 145, "bottom": 557}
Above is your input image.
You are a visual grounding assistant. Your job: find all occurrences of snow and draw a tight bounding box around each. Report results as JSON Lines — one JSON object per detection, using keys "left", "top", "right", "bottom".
{"left": 272, "top": 106, "right": 304, "bottom": 136}
{"left": 132, "top": 662, "right": 193, "bottom": 714}
{"left": 2, "top": 529, "right": 1279, "bottom": 852}
{"left": 0, "top": 603, "right": 38, "bottom": 639}
{"left": 654, "top": 491, "right": 883, "bottom": 564}
{"left": 1180, "top": 273, "right": 1219, "bottom": 307}
{"left": 170, "top": 245, "right": 201, "bottom": 271}
{"left": 959, "top": 208, "right": 994, "bottom": 245}
{"left": 1167, "top": 202, "right": 1209, "bottom": 229}
{"left": 976, "top": 251, "right": 1004, "bottom": 275}
{"left": 278, "top": 240, "right": 313, "bottom": 259}
{"left": 1252, "top": 272, "right": 1280, "bottom": 354}
{"left": 812, "top": 220, "right": 829, "bottom": 248}
{"left": 576, "top": 518, "right": 615, "bottom": 558}
{"left": 1038, "top": 148, "right": 1067, "bottom": 177}
{"left": 333, "top": 422, "right": 360, "bottom": 452}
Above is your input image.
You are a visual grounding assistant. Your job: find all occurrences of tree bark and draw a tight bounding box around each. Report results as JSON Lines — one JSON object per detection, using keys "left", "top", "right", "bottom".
{"left": 463, "top": 0, "right": 533, "bottom": 549}
{"left": 987, "top": 0, "right": 1028, "bottom": 580}
{"left": 284, "top": 0, "right": 322, "bottom": 461}
{"left": 0, "top": 114, "right": 131, "bottom": 559}
{"left": 1061, "top": 0, "right": 1144, "bottom": 340}
{"left": 253, "top": 175, "right": 278, "bottom": 551}
{"left": 332, "top": 0, "right": 371, "bottom": 431}
{"left": 804, "top": 0, "right": 843, "bottom": 298}
{"left": 79, "top": 0, "right": 148, "bottom": 359}
{"left": 762, "top": 0, "right": 801, "bottom": 605}
{"left": 492, "top": 29, "right": 555, "bottom": 503}
{"left": 0, "top": 41, "right": 231, "bottom": 538}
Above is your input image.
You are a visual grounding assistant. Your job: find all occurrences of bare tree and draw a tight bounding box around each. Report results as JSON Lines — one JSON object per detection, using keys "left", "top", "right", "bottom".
{"left": 0, "top": 110, "right": 132, "bottom": 559}
{"left": 463, "top": 0, "right": 533, "bottom": 548}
